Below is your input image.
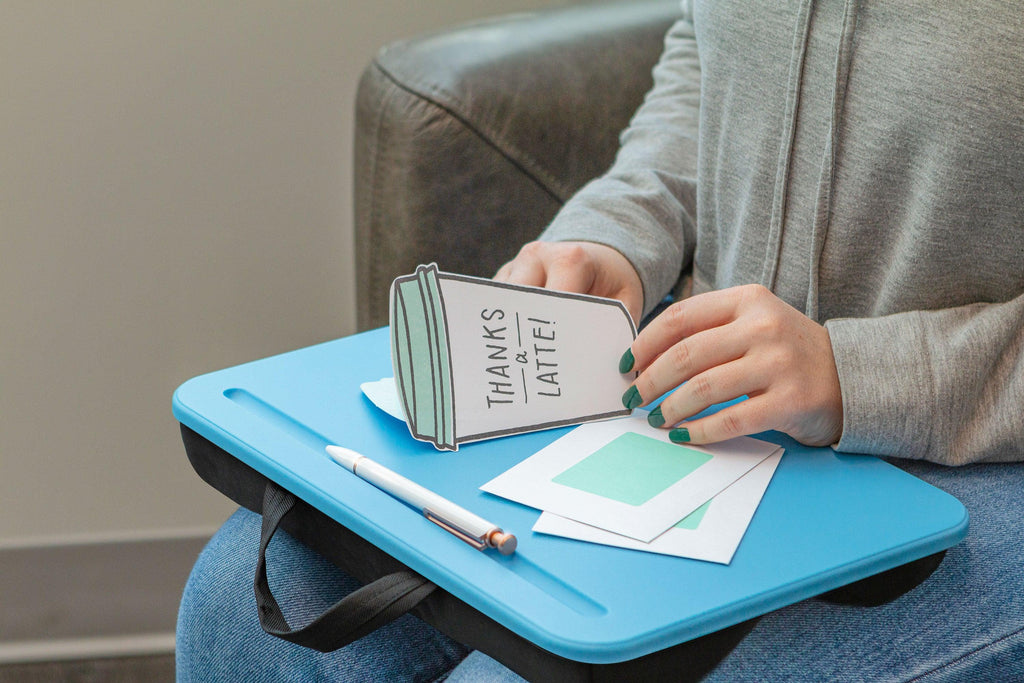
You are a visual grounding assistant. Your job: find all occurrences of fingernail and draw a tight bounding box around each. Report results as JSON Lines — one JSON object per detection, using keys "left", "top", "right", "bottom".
{"left": 647, "top": 406, "right": 665, "bottom": 428}
{"left": 622, "top": 385, "right": 642, "bottom": 410}
{"left": 669, "top": 427, "right": 690, "bottom": 443}
{"left": 618, "top": 347, "right": 635, "bottom": 374}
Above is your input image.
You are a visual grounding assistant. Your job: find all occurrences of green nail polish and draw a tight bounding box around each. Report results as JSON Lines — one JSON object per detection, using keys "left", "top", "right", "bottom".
{"left": 622, "top": 385, "right": 642, "bottom": 410}
{"left": 618, "top": 347, "right": 635, "bottom": 374}
{"left": 669, "top": 427, "right": 691, "bottom": 443}
{"left": 647, "top": 406, "right": 665, "bottom": 428}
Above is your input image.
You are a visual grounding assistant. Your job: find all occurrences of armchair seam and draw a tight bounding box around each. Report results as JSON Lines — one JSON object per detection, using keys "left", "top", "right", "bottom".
{"left": 370, "top": 60, "right": 570, "bottom": 205}
{"left": 360, "top": 74, "right": 397, "bottom": 331}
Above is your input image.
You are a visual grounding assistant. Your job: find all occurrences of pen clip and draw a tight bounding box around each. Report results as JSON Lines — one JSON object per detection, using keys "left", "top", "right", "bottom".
{"left": 424, "top": 509, "right": 486, "bottom": 551}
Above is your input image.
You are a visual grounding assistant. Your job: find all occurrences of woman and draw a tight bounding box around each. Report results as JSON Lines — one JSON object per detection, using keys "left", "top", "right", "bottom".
{"left": 178, "top": 2, "right": 1024, "bottom": 680}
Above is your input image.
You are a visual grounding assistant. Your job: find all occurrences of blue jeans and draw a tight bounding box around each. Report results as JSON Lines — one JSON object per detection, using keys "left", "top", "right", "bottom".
{"left": 177, "top": 461, "right": 1024, "bottom": 681}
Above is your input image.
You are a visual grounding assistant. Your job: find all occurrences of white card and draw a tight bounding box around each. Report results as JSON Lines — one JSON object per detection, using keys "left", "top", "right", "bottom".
{"left": 360, "top": 377, "right": 405, "bottom": 422}
{"left": 480, "top": 413, "right": 780, "bottom": 542}
{"left": 533, "top": 449, "right": 783, "bottom": 564}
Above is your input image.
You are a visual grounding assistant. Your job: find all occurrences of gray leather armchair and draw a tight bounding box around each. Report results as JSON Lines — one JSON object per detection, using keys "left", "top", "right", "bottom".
{"left": 354, "top": 0, "right": 681, "bottom": 330}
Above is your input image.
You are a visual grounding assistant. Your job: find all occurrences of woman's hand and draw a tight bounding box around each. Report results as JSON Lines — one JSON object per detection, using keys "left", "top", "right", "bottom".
{"left": 495, "top": 241, "right": 644, "bottom": 325}
{"left": 622, "top": 284, "right": 843, "bottom": 447}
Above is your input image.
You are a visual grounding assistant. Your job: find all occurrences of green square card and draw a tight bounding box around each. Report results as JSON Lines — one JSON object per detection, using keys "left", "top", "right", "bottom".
{"left": 552, "top": 431, "right": 712, "bottom": 506}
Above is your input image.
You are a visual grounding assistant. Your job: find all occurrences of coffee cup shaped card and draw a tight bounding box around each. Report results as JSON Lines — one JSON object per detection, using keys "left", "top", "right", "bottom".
{"left": 390, "top": 264, "right": 637, "bottom": 451}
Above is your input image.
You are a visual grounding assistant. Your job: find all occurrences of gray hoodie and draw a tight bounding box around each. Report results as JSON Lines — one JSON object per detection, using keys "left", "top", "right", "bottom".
{"left": 540, "top": 0, "right": 1023, "bottom": 465}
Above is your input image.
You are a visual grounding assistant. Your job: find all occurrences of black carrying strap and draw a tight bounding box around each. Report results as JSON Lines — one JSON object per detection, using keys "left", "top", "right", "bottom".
{"left": 254, "top": 482, "right": 438, "bottom": 652}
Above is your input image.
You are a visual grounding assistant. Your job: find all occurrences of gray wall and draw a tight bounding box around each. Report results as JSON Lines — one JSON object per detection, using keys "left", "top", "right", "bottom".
{"left": 2, "top": 0, "right": 596, "bottom": 663}
{"left": 1, "top": 0, "right": 581, "bottom": 546}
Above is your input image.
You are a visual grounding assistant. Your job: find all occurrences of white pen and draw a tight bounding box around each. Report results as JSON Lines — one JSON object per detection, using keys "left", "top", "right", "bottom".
{"left": 326, "top": 445, "right": 517, "bottom": 555}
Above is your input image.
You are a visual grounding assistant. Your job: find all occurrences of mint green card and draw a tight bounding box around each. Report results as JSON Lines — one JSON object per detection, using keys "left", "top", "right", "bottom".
{"left": 552, "top": 431, "right": 712, "bottom": 506}
{"left": 674, "top": 499, "right": 711, "bottom": 530}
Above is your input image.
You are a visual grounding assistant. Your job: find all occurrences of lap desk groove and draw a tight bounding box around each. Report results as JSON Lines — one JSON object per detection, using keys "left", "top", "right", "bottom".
{"left": 172, "top": 328, "right": 968, "bottom": 664}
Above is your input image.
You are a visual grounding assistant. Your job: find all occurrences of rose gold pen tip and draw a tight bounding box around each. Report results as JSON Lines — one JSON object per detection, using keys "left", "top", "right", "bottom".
{"left": 489, "top": 531, "right": 517, "bottom": 555}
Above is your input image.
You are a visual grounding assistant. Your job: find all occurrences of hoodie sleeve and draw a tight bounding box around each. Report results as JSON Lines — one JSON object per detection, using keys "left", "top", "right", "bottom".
{"left": 537, "top": 3, "right": 701, "bottom": 320}
{"left": 827, "top": 292, "right": 1024, "bottom": 465}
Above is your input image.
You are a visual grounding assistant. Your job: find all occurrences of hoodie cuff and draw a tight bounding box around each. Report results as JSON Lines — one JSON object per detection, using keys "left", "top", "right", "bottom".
{"left": 825, "top": 312, "right": 935, "bottom": 460}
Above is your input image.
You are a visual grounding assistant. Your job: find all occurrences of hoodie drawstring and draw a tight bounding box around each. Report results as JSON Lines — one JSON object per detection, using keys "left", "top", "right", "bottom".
{"left": 806, "top": 0, "right": 859, "bottom": 321}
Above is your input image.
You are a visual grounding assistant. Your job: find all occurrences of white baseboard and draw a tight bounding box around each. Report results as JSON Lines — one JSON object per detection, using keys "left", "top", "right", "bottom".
{"left": 0, "top": 634, "right": 176, "bottom": 664}
{"left": 0, "top": 533, "right": 213, "bottom": 664}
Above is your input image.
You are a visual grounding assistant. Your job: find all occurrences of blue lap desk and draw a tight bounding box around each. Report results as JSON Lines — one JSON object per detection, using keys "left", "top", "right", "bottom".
{"left": 172, "top": 327, "right": 967, "bottom": 665}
